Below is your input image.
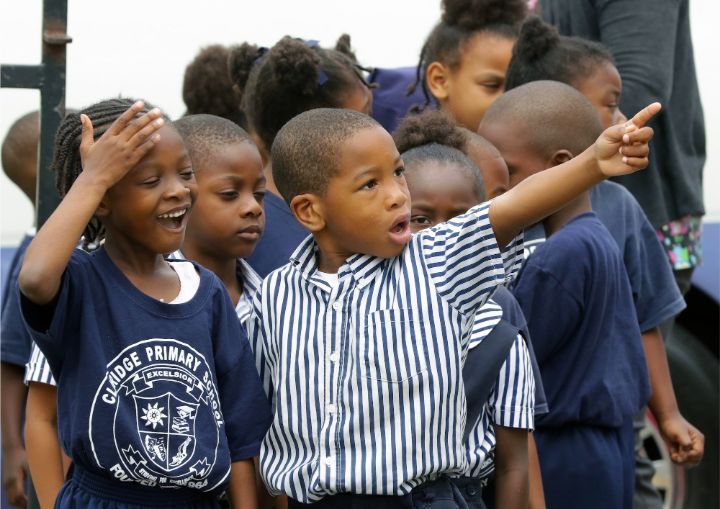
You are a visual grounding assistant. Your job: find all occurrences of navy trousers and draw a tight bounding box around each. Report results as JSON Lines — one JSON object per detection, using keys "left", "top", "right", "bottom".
{"left": 287, "top": 478, "right": 470, "bottom": 509}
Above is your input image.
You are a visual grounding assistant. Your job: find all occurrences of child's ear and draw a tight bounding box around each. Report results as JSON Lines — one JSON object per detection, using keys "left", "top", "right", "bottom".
{"left": 426, "top": 61, "right": 450, "bottom": 101}
{"left": 290, "top": 194, "right": 326, "bottom": 232}
{"left": 94, "top": 195, "right": 111, "bottom": 218}
{"left": 549, "top": 149, "right": 575, "bottom": 167}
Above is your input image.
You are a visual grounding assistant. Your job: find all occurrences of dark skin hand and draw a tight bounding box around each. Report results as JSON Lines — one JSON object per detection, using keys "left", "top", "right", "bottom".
{"left": 1, "top": 362, "right": 29, "bottom": 507}
{"left": 494, "top": 425, "right": 529, "bottom": 509}
{"left": 642, "top": 327, "right": 704, "bottom": 466}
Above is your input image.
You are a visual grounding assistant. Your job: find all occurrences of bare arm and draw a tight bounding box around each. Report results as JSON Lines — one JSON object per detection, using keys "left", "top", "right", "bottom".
{"left": 494, "top": 425, "right": 529, "bottom": 509}
{"left": 642, "top": 327, "right": 704, "bottom": 466}
{"left": 490, "top": 103, "right": 660, "bottom": 247}
{"left": 18, "top": 103, "right": 164, "bottom": 305}
{"left": 25, "top": 383, "right": 64, "bottom": 509}
{"left": 528, "top": 433, "right": 546, "bottom": 509}
{"left": 227, "top": 459, "right": 259, "bottom": 509}
{"left": 1, "top": 362, "right": 28, "bottom": 508}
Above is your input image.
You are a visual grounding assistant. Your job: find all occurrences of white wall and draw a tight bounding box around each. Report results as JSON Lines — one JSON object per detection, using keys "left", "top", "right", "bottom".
{"left": 1, "top": 0, "right": 718, "bottom": 247}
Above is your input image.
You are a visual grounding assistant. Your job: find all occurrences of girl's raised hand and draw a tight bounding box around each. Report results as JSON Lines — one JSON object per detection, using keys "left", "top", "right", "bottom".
{"left": 79, "top": 101, "right": 165, "bottom": 189}
{"left": 595, "top": 102, "right": 661, "bottom": 177}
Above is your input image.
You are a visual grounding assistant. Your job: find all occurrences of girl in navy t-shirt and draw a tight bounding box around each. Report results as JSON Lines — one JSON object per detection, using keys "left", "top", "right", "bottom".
{"left": 18, "top": 98, "right": 271, "bottom": 508}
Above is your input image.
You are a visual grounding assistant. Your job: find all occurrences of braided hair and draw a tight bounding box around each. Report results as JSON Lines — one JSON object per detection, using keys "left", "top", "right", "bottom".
{"left": 51, "top": 97, "right": 166, "bottom": 248}
{"left": 393, "top": 110, "right": 485, "bottom": 200}
{"left": 228, "top": 35, "right": 371, "bottom": 154}
{"left": 505, "top": 16, "right": 614, "bottom": 91}
{"left": 409, "top": 0, "right": 527, "bottom": 110}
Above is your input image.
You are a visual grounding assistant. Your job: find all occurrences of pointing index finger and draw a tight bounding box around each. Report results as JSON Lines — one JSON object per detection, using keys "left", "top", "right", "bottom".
{"left": 628, "top": 102, "right": 662, "bottom": 129}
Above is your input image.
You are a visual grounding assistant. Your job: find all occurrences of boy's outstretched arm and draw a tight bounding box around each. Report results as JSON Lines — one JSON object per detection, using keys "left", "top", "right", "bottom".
{"left": 490, "top": 103, "right": 661, "bottom": 248}
{"left": 642, "top": 327, "right": 705, "bottom": 466}
{"left": 494, "top": 425, "right": 529, "bottom": 509}
{"left": 18, "top": 103, "right": 164, "bottom": 305}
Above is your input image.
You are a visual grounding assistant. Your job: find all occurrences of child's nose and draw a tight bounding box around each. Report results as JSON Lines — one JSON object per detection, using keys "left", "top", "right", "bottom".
{"left": 617, "top": 109, "right": 628, "bottom": 125}
{"left": 386, "top": 180, "right": 408, "bottom": 210}
{"left": 242, "top": 197, "right": 263, "bottom": 217}
{"left": 164, "top": 176, "right": 192, "bottom": 199}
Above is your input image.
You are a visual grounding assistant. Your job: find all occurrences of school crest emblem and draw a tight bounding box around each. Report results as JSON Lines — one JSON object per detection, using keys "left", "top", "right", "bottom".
{"left": 90, "top": 339, "right": 226, "bottom": 490}
{"left": 134, "top": 393, "right": 198, "bottom": 471}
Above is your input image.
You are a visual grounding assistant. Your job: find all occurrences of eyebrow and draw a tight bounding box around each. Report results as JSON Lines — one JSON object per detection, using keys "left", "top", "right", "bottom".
{"left": 352, "top": 157, "right": 402, "bottom": 182}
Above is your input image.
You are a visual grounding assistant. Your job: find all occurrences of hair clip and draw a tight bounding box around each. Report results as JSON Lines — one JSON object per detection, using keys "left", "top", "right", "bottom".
{"left": 252, "top": 47, "right": 269, "bottom": 66}
{"left": 302, "top": 40, "right": 328, "bottom": 87}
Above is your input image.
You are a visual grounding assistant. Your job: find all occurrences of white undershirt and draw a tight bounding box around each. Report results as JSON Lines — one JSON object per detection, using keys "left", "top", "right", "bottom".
{"left": 315, "top": 270, "right": 339, "bottom": 288}
{"left": 166, "top": 261, "right": 201, "bottom": 304}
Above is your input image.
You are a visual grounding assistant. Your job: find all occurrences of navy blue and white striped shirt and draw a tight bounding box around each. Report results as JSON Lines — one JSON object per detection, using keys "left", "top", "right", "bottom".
{"left": 248, "top": 202, "right": 523, "bottom": 502}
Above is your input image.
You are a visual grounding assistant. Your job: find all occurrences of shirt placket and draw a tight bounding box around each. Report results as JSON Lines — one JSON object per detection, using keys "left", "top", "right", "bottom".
{"left": 319, "top": 278, "right": 348, "bottom": 492}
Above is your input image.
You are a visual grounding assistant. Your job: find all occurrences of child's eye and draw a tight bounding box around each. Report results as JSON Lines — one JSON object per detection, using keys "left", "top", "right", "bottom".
{"left": 254, "top": 191, "right": 266, "bottom": 203}
{"left": 141, "top": 177, "right": 160, "bottom": 187}
{"left": 394, "top": 167, "right": 405, "bottom": 178}
{"left": 180, "top": 168, "right": 194, "bottom": 179}
{"left": 361, "top": 179, "right": 378, "bottom": 190}
{"left": 410, "top": 215, "right": 431, "bottom": 226}
{"left": 219, "top": 190, "right": 239, "bottom": 200}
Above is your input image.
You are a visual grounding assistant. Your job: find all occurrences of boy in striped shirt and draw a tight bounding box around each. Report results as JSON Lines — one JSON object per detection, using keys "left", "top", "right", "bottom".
{"left": 248, "top": 105, "right": 659, "bottom": 508}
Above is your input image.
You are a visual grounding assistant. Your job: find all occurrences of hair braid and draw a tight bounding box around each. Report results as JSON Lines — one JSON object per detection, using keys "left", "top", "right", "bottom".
{"left": 51, "top": 97, "right": 163, "bottom": 248}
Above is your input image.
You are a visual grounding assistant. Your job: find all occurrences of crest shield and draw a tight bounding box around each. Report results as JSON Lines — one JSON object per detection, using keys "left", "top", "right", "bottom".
{"left": 134, "top": 393, "right": 199, "bottom": 472}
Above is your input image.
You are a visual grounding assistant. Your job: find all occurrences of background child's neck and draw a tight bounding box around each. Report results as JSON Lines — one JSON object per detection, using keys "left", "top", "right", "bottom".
{"left": 542, "top": 192, "right": 592, "bottom": 237}
{"left": 181, "top": 245, "right": 242, "bottom": 305}
{"left": 264, "top": 161, "right": 281, "bottom": 197}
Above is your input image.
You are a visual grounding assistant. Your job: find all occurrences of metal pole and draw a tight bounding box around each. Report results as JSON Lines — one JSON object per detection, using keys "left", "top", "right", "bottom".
{"left": 1, "top": 0, "right": 71, "bottom": 228}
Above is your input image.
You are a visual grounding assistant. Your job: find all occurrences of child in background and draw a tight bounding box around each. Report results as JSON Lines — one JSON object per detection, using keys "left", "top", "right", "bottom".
{"left": 410, "top": 0, "right": 527, "bottom": 131}
{"left": 18, "top": 99, "right": 271, "bottom": 508}
{"left": 173, "top": 114, "right": 264, "bottom": 331}
{"left": 1, "top": 110, "right": 39, "bottom": 508}
{"left": 479, "top": 80, "right": 651, "bottom": 508}
{"left": 460, "top": 129, "right": 548, "bottom": 509}
{"left": 228, "top": 35, "right": 373, "bottom": 277}
{"left": 248, "top": 99, "right": 657, "bottom": 508}
{"left": 504, "top": 16, "right": 704, "bottom": 504}
{"left": 393, "top": 110, "right": 537, "bottom": 509}
{"left": 182, "top": 46, "right": 247, "bottom": 130}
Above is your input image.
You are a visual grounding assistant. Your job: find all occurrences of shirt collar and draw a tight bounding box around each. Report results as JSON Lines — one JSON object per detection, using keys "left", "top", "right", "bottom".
{"left": 289, "top": 235, "right": 391, "bottom": 291}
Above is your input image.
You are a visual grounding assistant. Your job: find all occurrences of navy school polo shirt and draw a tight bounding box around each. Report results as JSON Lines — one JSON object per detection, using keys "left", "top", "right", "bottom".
{"left": 514, "top": 212, "right": 651, "bottom": 428}
{"left": 20, "top": 249, "right": 271, "bottom": 495}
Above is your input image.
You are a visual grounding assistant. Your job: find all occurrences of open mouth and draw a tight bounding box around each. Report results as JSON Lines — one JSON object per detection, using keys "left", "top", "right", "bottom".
{"left": 388, "top": 214, "right": 411, "bottom": 245}
{"left": 157, "top": 207, "right": 189, "bottom": 230}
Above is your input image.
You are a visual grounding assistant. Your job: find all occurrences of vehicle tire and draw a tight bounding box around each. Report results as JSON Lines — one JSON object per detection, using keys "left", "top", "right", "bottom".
{"left": 665, "top": 324, "right": 719, "bottom": 509}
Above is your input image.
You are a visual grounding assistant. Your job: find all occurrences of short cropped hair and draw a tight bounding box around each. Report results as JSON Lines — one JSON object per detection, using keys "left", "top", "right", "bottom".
{"left": 271, "top": 108, "right": 379, "bottom": 202}
{"left": 482, "top": 80, "right": 603, "bottom": 158}
{"left": 174, "top": 114, "right": 253, "bottom": 170}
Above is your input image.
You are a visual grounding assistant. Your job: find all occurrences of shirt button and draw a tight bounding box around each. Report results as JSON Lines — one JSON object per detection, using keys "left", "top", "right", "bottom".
{"left": 325, "top": 456, "right": 334, "bottom": 466}
{"left": 327, "top": 403, "right": 336, "bottom": 414}
{"left": 332, "top": 301, "right": 342, "bottom": 310}
{"left": 329, "top": 352, "right": 340, "bottom": 362}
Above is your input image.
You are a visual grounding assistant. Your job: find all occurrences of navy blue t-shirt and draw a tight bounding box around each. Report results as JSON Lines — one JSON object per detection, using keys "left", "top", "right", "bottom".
{"left": 1, "top": 233, "right": 34, "bottom": 367}
{"left": 20, "top": 249, "right": 272, "bottom": 495}
{"left": 245, "top": 192, "right": 309, "bottom": 278}
{"left": 524, "top": 182, "right": 684, "bottom": 332}
{"left": 513, "top": 213, "right": 650, "bottom": 428}
{"left": 368, "top": 67, "right": 427, "bottom": 134}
